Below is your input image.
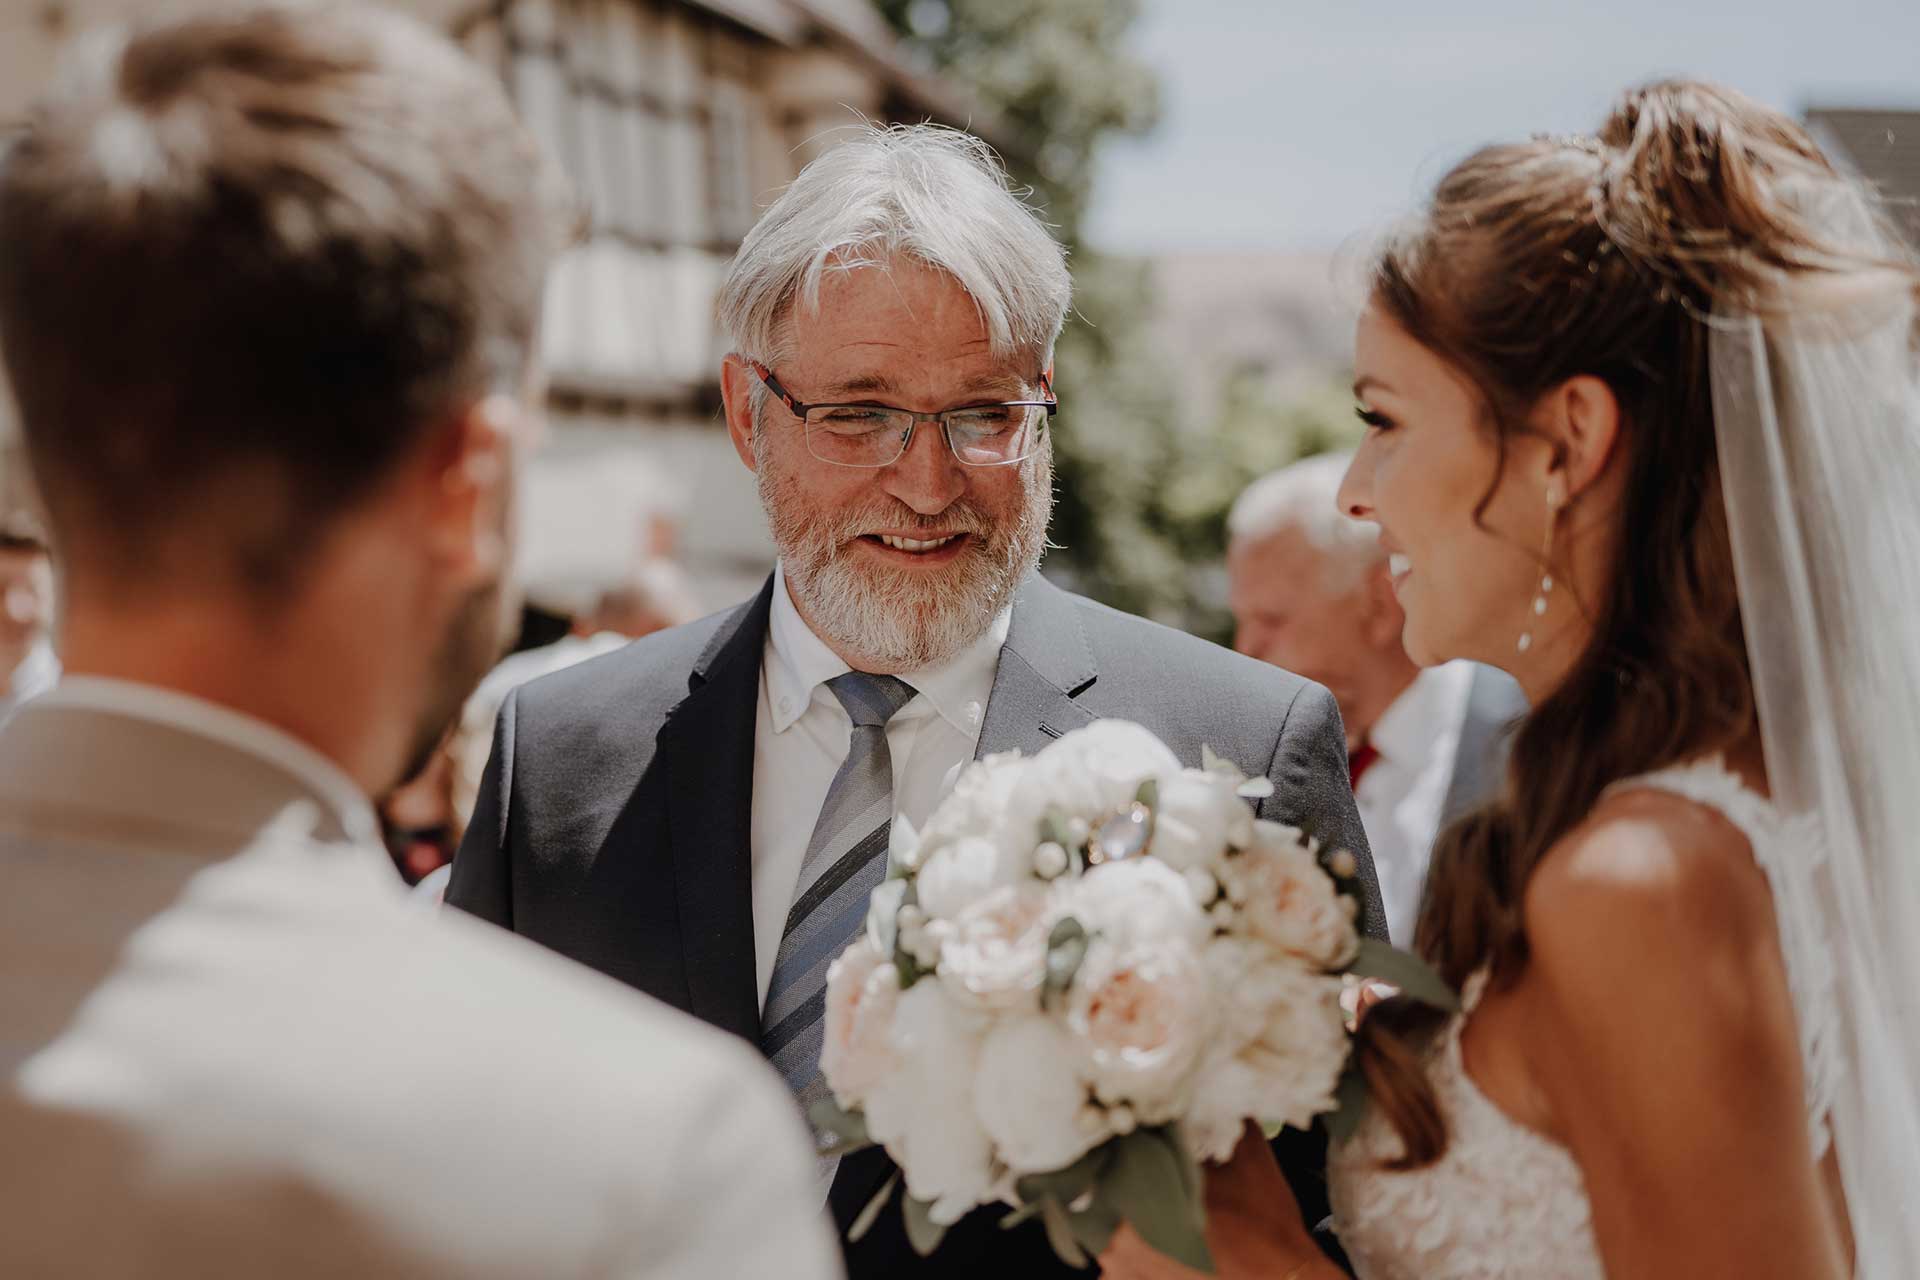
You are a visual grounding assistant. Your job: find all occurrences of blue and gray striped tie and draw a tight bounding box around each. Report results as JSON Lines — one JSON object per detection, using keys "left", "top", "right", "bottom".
{"left": 761, "top": 670, "right": 918, "bottom": 1121}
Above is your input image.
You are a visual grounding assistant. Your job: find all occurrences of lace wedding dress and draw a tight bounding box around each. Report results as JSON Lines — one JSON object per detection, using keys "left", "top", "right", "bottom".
{"left": 1327, "top": 757, "right": 1839, "bottom": 1280}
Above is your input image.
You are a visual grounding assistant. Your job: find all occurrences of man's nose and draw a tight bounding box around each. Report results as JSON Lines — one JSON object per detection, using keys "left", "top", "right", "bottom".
{"left": 880, "top": 420, "right": 966, "bottom": 515}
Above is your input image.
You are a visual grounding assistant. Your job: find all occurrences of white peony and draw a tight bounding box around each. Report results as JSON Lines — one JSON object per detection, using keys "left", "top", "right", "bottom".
{"left": 1237, "top": 968, "right": 1353, "bottom": 1129}
{"left": 915, "top": 834, "right": 1028, "bottom": 921}
{"left": 914, "top": 752, "right": 1025, "bottom": 861}
{"left": 1181, "top": 966, "right": 1351, "bottom": 1161}
{"left": 861, "top": 981, "right": 996, "bottom": 1225}
{"left": 973, "top": 1014, "right": 1102, "bottom": 1174}
{"left": 1150, "top": 768, "right": 1252, "bottom": 873}
{"left": 820, "top": 935, "right": 902, "bottom": 1108}
{"left": 1229, "top": 823, "right": 1360, "bottom": 967}
{"left": 937, "top": 884, "right": 1051, "bottom": 1011}
{"left": 1066, "top": 857, "right": 1211, "bottom": 952}
{"left": 1066, "top": 930, "right": 1212, "bottom": 1123}
{"left": 1201, "top": 934, "right": 1282, "bottom": 1049}
{"left": 1181, "top": 1052, "right": 1267, "bottom": 1164}
{"left": 998, "top": 721, "right": 1182, "bottom": 854}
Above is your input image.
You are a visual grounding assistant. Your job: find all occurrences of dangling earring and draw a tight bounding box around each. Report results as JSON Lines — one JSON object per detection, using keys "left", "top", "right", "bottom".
{"left": 1518, "top": 483, "right": 1562, "bottom": 655}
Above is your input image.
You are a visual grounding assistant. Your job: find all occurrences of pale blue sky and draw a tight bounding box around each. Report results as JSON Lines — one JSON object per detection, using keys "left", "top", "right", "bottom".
{"left": 1086, "top": 0, "right": 1920, "bottom": 253}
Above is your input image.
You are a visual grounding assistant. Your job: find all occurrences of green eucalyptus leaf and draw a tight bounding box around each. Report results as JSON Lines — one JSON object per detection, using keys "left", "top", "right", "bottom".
{"left": 1039, "top": 1196, "right": 1091, "bottom": 1268}
{"left": 1041, "top": 808, "right": 1075, "bottom": 850}
{"left": 999, "top": 1199, "right": 1045, "bottom": 1230}
{"left": 1133, "top": 777, "right": 1159, "bottom": 811}
{"left": 1069, "top": 1193, "right": 1123, "bottom": 1256}
{"left": 808, "top": 1100, "right": 875, "bottom": 1158}
{"left": 1014, "top": 1141, "right": 1111, "bottom": 1207}
{"left": 1105, "top": 1127, "right": 1215, "bottom": 1274}
{"left": 849, "top": 1170, "right": 901, "bottom": 1242}
{"left": 1325, "top": 1061, "right": 1371, "bottom": 1146}
{"left": 1042, "top": 916, "right": 1090, "bottom": 1009}
{"left": 808, "top": 1100, "right": 868, "bottom": 1145}
{"left": 1347, "top": 937, "right": 1460, "bottom": 1013}
{"left": 902, "top": 1194, "right": 947, "bottom": 1258}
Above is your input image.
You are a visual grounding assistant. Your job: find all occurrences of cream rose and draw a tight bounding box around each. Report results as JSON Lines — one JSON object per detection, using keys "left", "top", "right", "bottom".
{"left": 973, "top": 1014, "right": 1101, "bottom": 1174}
{"left": 1066, "top": 932, "right": 1212, "bottom": 1123}
{"left": 1230, "top": 824, "right": 1360, "bottom": 967}
{"left": 821, "top": 935, "right": 903, "bottom": 1108}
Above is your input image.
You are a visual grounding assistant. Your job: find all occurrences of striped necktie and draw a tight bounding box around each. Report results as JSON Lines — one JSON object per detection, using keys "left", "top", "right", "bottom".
{"left": 760, "top": 670, "right": 917, "bottom": 1119}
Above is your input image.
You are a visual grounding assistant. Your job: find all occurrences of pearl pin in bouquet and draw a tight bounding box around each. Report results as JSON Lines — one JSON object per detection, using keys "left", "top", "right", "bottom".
{"left": 812, "top": 720, "right": 1455, "bottom": 1273}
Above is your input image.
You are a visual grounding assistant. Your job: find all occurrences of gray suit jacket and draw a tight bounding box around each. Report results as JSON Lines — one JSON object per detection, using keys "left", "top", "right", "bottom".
{"left": 0, "top": 694, "right": 839, "bottom": 1280}
{"left": 449, "top": 572, "right": 1382, "bottom": 1278}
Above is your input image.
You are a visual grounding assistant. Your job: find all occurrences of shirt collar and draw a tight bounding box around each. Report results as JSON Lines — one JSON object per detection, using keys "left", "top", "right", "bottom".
{"left": 1369, "top": 659, "right": 1476, "bottom": 768}
{"left": 32, "top": 675, "right": 382, "bottom": 847}
{"left": 3, "top": 640, "right": 59, "bottom": 704}
{"left": 765, "top": 563, "right": 1010, "bottom": 738}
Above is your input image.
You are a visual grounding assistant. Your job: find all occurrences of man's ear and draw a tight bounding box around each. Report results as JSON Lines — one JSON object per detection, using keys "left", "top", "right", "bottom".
{"left": 720, "top": 354, "right": 759, "bottom": 473}
{"left": 423, "top": 394, "right": 520, "bottom": 585}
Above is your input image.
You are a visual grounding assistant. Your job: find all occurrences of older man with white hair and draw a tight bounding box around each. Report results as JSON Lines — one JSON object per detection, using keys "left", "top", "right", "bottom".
{"left": 1227, "top": 453, "right": 1525, "bottom": 945}
{"left": 449, "top": 124, "right": 1381, "bottom": 1278}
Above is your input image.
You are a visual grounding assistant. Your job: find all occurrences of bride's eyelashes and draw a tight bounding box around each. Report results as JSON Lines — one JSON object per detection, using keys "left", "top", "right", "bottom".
{"left": 1355, "top": 405, "right": 1396, "bottom": 432}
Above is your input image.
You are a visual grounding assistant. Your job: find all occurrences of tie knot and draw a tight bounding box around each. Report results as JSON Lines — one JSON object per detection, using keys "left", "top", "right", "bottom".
{"left": 828, "top": 671, "right": 917, "bottom": 728}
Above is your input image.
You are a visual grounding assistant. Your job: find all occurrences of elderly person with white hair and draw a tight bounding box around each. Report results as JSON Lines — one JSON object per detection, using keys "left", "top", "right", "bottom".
{"left": 448, "top": 123, "right": 1382, "bottom": 1279}
{"left": 1227, "top": 453, "right": 1525, "bottom": 945}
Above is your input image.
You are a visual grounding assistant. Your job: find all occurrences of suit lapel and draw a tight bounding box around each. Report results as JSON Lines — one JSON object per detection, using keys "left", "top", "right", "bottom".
{"left": 659, "top": 579, "right": 775, "bottom": 1043}
{"left": 974, "top": 574, "right": 1099, "bottom": 760}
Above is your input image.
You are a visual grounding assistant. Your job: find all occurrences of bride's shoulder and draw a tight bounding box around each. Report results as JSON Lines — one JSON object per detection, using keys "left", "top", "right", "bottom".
{"left": 1520, "top": 785, "right": 1780, "bottom": 1002}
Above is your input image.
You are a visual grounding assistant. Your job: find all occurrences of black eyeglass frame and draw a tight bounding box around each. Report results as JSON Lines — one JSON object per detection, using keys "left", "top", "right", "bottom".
{"left": 748, "top": 360, "right": 1058, "bottom": 469}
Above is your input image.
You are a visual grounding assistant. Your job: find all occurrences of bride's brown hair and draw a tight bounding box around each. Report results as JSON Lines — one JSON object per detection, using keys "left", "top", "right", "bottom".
{"left": 1352, "top": 80, "right": 1914, "bottom": 1166}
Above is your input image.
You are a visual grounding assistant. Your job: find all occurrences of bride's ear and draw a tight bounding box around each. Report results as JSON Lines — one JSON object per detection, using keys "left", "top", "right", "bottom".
{"left": 1537, "top": 374, "right": 1623, "bottom": 504}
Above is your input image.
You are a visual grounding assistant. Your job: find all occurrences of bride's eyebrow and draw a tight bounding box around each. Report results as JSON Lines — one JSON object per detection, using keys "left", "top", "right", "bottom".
{"left": 1353, "top": 375, "right": 1396, "bottom": 399}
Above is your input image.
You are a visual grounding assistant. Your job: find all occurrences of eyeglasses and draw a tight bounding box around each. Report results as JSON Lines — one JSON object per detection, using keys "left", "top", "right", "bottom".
{"left": 749, "top": 361, "right": 1057, "bottom": 469}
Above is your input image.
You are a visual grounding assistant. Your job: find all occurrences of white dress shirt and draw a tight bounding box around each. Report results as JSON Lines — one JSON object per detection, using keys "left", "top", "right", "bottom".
{"left": 750, "top": 564, "right": 1009, "bottom": 1009}
{"left": 1, "top": 677, "right": 842, "bottom": 1280}
{"left": 0, "top": 639, "right": 59, "bottom": 726}
{"left": 1356, "top": 660, "right": 1476, "bottom": 945}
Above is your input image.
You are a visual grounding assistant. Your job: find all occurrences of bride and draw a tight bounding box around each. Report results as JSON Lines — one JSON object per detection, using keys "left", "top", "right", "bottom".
{"left": 1104, "top": 80, "right": 1919, "bottom": 1278}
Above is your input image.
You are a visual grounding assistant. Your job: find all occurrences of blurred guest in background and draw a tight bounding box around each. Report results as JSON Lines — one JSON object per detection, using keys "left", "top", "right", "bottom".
{"left": 0, "top": 6, "right": 837, "bottom": 1277}
{"left": 0, "top": 508, "right": 57, "bottom": 725}
{"left": 380, "top": 737, "right": 462, "bottom": 884}
{"left": 402, "top": 558, "right": 703, "bottom": 895}
{"left": 1228, "top": 453, "right": 1524, "bottom": 943}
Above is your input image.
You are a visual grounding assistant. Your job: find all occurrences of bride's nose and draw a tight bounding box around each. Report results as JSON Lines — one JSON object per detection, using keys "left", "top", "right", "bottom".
{"left": 1336, "top": 451, "right": 1374, "bottom": 520}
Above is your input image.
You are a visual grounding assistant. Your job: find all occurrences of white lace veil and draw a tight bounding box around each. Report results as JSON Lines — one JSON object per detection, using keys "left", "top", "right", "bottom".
{"left": 1707, "top": 175, "right": 1920, "bottom": 1274}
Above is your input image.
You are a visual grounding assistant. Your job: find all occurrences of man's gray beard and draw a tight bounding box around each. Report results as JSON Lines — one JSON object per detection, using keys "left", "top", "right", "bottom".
{"left": 759, "top": 450, "right": 1052, "bottom": 674}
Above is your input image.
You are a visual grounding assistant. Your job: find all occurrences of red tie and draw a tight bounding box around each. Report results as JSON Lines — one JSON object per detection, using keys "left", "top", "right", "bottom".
{"left": 1349, "top": 741, "right": 1381, "bottom": 791}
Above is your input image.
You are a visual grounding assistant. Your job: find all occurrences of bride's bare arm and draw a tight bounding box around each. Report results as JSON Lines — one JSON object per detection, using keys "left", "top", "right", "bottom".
{"left": 1518, "top": 788, "right": 1848, "bottom": 1279}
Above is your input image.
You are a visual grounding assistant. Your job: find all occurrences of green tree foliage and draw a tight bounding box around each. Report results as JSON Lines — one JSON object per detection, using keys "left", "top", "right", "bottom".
{"left": 876, "top": 0, "right": 1353, "bottom": 629}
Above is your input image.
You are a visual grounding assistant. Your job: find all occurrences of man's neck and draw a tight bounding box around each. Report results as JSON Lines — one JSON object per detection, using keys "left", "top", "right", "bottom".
{"left": 57, "top": 592, "right": 404, "bottom": 796}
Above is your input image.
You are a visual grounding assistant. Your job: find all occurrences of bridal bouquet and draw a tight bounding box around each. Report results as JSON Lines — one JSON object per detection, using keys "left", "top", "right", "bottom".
{"left": 813, "top": 720, "right": 1454, "bottom": 1272}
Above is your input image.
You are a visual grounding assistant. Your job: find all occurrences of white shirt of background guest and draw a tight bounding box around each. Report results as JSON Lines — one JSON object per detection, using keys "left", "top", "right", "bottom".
{"left": 750, "top": 563, "right": 1010, "bottom": 1009}
{"left": 1358, "top": 660, "right": 1476, "bottom": 946}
